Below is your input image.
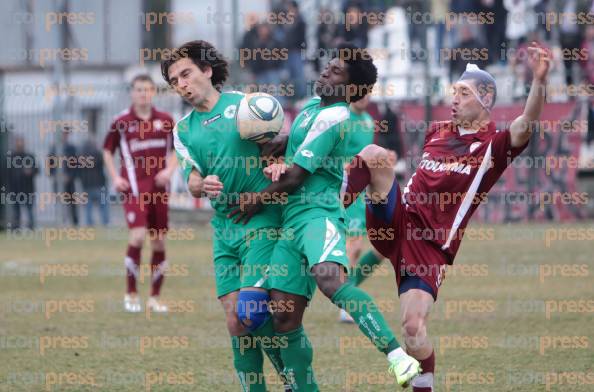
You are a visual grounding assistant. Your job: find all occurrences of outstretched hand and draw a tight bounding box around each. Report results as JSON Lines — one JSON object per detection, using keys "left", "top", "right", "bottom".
{"left": 527, "top": 42, "right": 551, "bottom": 82}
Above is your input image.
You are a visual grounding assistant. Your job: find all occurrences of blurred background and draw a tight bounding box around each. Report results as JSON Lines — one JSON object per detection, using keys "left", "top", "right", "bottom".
{"left": 0, "top": 0, "right": 593, "bottom": 229}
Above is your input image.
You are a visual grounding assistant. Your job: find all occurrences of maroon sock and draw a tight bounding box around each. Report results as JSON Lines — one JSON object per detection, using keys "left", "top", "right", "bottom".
{"left": 343, "top": 155, "right": 371, "bottom": 208}
{"left": 125, "top": 245, "right": 141, "bottom": 294}
{"left": 419, "top": 350, "right": 435, "bottom": 374}
{"left": 412, "top": 350, "right": 435, "bottom": 392}
{"left": 150, "top": 251, "right": 166, "bottom": 296}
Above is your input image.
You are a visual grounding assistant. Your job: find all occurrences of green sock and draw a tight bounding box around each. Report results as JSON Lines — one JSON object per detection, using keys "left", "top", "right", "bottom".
{"left": 251, "top": 316, "right": 286, "bottom": 382}
{"left": 231, "top": 335, "right": 266, "bottom": 392}
{"left": 277, "top": 326, "right": 319, "bottom": 392}
{"left": 331, "top": 282, "right": 400, "bottom": 354}
{"left": 349, "top": 250, "right": 382, "bottom": 286}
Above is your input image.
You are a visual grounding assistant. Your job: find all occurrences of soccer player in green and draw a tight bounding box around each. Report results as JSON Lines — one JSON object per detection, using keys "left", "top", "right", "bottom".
{"left": 161, "top": 40, "right": 289, "bottom": 392}
{"left": 339, "top": 94, "right": 386, "bottom": 323}
{"left": 230, "top": 44, "right": 421, "bottom": 390}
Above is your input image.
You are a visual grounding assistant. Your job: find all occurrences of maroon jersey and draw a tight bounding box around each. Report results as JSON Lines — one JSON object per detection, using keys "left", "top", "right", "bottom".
{"left": 402, "top": 120, "right": 527, "bottom": 260}
{"left": 103, "top": 106, "right": 174, "bottom": 196}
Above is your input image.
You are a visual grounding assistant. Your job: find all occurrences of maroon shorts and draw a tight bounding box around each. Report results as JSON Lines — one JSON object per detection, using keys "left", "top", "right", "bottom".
{"left": 122, "top": 187, "right": 169, "bottom": 231}
{"left": 365, "top": 180, "right": 449, "bottom": 300}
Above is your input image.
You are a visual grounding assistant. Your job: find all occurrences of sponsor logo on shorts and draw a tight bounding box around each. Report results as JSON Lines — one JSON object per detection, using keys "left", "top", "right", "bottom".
{"left": 127, "top": 212, "right": 136, "bottom": 223}
{"left": 331, "top": 250, "right": 344, "bottom": 257}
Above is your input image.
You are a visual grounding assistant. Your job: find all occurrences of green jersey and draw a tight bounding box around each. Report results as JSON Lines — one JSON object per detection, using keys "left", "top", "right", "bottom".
{"left": 173, "top": 91, "right": 280, "bottom": 229}
{"left": 283, "top": 97, "right": 351, "bottom": 224}
{"left": 346, "top": 110, "right": 375, "bottom": 159}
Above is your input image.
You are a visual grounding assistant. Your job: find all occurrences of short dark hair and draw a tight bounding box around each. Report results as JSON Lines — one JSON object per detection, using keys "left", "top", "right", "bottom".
{"left": 336, "top": 43, "right": 377, "bottom": 102}
{"left": 130, "top": 74, "right": 155, "bottom": 88}
{"left": 161, "top": 40, "right": 229, "bottom": 91}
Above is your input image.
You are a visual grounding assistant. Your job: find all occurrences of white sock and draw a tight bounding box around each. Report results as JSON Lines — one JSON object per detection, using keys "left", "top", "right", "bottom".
{"left": 387, "top": 347, "right": 409, "bottom": 363}
{"left": 412, "top": 372, "right": 434, "bottom": 388}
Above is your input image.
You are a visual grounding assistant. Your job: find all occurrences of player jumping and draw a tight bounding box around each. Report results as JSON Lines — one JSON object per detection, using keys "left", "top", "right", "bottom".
{"left": 103, "top": 75, "right": 177, "bottom": 313}
{"left": 340, "top": 43, "right": 551, "bottom": 391}
{"left": 229, "top": 44, "right": 421, "bottom": 390}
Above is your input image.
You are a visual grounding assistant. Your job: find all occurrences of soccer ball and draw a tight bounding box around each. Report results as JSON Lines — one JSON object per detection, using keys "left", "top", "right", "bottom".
{"left": 236, "top": 93, "right": 284, "bottom": 144}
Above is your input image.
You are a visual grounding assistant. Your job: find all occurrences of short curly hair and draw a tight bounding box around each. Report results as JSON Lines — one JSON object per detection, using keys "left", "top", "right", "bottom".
{"left": 161, "top": 40, "right": 229, "bottom": 91}
{"left": 336, "top": 43, "right": 378, "bottom": 102}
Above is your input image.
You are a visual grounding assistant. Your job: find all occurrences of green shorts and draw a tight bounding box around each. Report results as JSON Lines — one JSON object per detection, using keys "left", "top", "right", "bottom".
{"left": 346, "top": 195, "right": 367, "bottom": 238}
{"left": 211, "top": 219, "right": 279, "bottom": 298}
{"left": 269, "top": 216, "right": 349, "bottom": 300}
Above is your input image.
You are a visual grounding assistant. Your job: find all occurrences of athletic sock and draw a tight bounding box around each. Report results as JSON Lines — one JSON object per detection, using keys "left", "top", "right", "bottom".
{"left": 250, "top": 317, "right": 285, "bottom": 380}
{"left": 125, "top": 245, "right": 141, "bottom": 294}
{"left": 343, "top": 155, "right": 371, "bottom": 208}
{"left": 277, "top": 326, "right": 318, "bottom": 391}
{"left": 331, "top": 282, "right": 400, "bottom": 354}
{"left": 231, "top": 335, "right": 266, "bottom": 392}
{"left": 150, "top": 250, "right": 166, "bottom": 296}
{"left": 412, "top": 350, "right": 435, "bottom": 392}
{"left": 349, "top": 250, "right": 382, "bottom": 286}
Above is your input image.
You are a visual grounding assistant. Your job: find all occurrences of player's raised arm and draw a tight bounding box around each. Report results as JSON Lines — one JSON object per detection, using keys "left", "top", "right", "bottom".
{"left": 509, "top": 42, "right": 551, "bottom": 148}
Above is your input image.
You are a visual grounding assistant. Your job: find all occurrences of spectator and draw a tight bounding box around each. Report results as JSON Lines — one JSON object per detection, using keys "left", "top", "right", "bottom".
{"left": 449, "top": 26, "right": 489, "bottom": 82}
{"left": 481, "top": 0, "right": 508, "bottom": 64}
{"left": 337, "top": 2, "right": 369, "bottom": 48}
{"left": 79, "top": 134, "right": 109, "bottom": 226}
{"left": 376, "top": 102, "right": 404, "bottom": 159}
{"left": 431, "top": 0, "right": 450, "bottom": 62}
{"left": 580, "top": 25, "right": 594, "bottom": 151}
{"left": 400, "top": 0, "right": 429, "bottom": 62}
{"left": 245, "top": 23, "right": 286, "bottom": 104}
{"left": 316, "top": 8, "right": 339, "bottom": 73}
{"left": 284, "top": 0, "right": 307, "bottom": 100}
{"left": 48, "top": 128, "right": 79, "bottom": 226}
{"left": 7, "top": 135, "right": 37, "bottom": 230}
{"left": 552, "top": 0, "right": 591, "bottom": 87}
{"left": 504, "top": 0, "right": 540, "bottom": 48}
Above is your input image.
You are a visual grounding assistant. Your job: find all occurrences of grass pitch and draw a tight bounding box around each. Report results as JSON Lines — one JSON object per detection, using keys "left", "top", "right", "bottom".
{"left": 1, "top": 223, "right": 593, "bottom": 391}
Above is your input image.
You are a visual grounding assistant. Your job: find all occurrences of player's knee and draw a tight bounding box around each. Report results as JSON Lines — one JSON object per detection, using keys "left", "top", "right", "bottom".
{"left": 272, "top": 311, "right": 300, "bottom": 333}
{"left": 223, "top": 309, "right": 246, "bottom": 335}
{"left": 358, "top": 144, "right": 384, "bottom": 161}
{"left": 150, "top": 238, "right": 165, "bottom": 252}
{"left": 129, "top": 228, "right": 146, "bottom": 247}
{"left": 312, "top": 264, "right": 343, "bottom": 299}
{"left": 402, "top": 314, "right": 427, "bottom": 341}
{"left": 236, "top": 290, "right": 271, "bottom": 332}
{"left": 358, "top": 144, "right": 390, "bottom": 169}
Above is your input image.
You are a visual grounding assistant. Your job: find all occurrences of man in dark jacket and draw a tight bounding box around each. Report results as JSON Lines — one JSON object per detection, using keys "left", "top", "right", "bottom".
{"left": 285, "top": 1, "right": 307, "bottom": 99}
{"left": 8, "top": 135, "right": 38, "bottom": 230}
{"left": 79, "top": 134, "right": 109, "bottom": 226}
{"left": 48, "top": 128, "right": 79, "bottom": 226}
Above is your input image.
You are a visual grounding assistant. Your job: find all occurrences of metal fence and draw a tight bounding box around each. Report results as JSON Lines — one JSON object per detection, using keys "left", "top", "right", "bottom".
{"left": 2, "top": 80, "right": 188, "bottom": 228}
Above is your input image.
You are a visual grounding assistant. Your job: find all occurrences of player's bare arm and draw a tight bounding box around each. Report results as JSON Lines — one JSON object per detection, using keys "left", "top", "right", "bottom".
{"left": 228, "top": 164, "right": 309, "bottom": 224}
{"left": 509, "top": 42, "right": 551, "bottom": 148}
{"left": 103, "top": 148, "right": 130, "bottom": 192}
{"left": 186, "top": 168, "right": 203, "bottom": 198}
